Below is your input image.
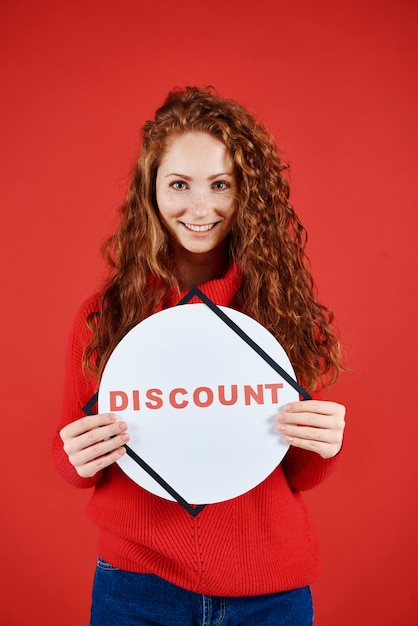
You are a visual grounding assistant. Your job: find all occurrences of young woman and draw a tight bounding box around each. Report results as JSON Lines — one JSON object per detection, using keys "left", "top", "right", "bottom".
{"left": 53, "top": 86, "right": 346, "bottom": 625}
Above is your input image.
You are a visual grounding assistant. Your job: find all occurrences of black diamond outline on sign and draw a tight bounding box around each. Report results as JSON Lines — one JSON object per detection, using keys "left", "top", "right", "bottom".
{"left": 82, "top": 287, "right": 311, "bottom": 517}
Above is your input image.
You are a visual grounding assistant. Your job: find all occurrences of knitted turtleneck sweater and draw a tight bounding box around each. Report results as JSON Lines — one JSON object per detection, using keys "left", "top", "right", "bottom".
{"left": 52, "top": 265, "right": 341, "bottom": 596}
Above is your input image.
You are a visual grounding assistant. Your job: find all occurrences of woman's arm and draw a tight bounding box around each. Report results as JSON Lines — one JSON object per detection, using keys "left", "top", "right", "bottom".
{"left": 51, "top": 297, "right": 130, "bottom": 488}
{"left": 279, "top": 400, "right": 346, "bottom": 491}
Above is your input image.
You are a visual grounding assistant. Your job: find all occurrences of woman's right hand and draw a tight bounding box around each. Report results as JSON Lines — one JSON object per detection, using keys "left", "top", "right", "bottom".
{"left": 59, "top": 413, "right": 130, "bottom": 478}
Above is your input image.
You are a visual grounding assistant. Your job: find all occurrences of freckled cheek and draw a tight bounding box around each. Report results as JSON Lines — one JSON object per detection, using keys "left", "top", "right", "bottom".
{"left": 157, "top": 195, "right": 184, "bottom": 219}
{"left": 216, "top": 194, "right": 237, "bottom": 213}
{"left": 224, "top": 200, "right": 238, "bottom": 223}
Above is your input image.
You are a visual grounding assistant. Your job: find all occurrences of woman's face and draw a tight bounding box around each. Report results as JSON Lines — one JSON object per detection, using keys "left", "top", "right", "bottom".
{"left": 155, "top": 131, "right": 237, "bottom": 259}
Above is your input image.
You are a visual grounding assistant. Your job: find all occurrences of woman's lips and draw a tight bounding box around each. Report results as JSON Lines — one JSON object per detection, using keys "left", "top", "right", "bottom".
{"left": 182, "top": 222, "right": 218, "bottom": 232}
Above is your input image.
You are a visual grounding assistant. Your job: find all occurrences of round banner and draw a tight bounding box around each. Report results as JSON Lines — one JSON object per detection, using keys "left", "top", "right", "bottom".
{"left": 98, "top": 303, "right": 299, "bottom": 504}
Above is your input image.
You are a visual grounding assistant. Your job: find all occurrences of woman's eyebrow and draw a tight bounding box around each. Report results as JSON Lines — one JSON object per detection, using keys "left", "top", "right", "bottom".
{"left": 164, "top": 173, "right": 192, "bottom": 179}
{"left": 208, "top": 172, "right": 234, "bottom": 180}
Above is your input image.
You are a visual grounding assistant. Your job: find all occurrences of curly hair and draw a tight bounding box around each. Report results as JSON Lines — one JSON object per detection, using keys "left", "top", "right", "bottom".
{"left": 84, "top": 86, "right": 342, "bottom": 392}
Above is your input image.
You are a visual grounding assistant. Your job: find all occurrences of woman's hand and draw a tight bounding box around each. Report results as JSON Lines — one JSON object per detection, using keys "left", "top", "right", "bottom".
{"left": 277, "top": 400, "right": 346, "bottom": 459}
{"left": 60, "top": 413, "right": 130, "bottom": 478}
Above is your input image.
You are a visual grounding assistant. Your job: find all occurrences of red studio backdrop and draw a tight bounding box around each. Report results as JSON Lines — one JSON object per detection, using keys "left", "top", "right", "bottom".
{"left": 1, "top": 1, "right": 417, "bottom": 624}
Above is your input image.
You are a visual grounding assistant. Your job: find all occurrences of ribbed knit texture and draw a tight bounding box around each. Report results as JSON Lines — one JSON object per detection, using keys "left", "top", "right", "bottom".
{"left": 52, "top": 264, "right": 342, "bottom": 596}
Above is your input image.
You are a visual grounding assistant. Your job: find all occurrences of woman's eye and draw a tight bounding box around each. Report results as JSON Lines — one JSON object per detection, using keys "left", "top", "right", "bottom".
{"left": 171, "top": 181, "right": 188, "bottom": 190}
{"left": 212, "top": 181, "right": 229, "bottom": 191}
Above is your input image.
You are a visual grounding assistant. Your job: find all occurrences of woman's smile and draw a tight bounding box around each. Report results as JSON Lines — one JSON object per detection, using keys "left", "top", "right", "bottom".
{"left": 181, "top": 221, "right": 219, "bottom": 233}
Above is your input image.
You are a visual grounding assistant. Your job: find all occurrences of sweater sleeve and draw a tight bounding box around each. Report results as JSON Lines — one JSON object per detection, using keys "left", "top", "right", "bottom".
{"left": 51, "top": 295, "right": 104, "bottom": 489}
{"left": 281, "top": 445, "right": 343, "bottom": 492}
{"left": 280, "top": 387, "right": 344, "bottom": 491}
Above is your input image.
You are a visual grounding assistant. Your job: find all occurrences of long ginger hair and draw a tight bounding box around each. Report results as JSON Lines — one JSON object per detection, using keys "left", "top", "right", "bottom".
{"left": 84, "top": 86, "right": 342, "bottom": 392}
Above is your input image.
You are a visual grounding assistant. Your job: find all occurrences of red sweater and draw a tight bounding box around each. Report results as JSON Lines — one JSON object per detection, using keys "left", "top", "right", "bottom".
{"left": 52, "top": 265, "right": 341, "bottom": 596}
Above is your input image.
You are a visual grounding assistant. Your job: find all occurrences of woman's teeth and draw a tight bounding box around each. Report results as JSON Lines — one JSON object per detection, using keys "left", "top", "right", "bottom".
{"left": 183, "top": 223, "right": 216, "bottom": 232}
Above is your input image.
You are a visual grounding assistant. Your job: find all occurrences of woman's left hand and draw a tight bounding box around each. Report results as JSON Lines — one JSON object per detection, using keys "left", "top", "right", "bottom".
{"left": 277, "top": 400, "right": 346, "bottom": 459}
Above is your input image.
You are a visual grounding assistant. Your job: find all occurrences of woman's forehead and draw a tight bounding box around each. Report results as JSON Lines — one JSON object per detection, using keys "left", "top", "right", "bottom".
{"left": 159, "top": 132, "right": 233, "bottom": 171}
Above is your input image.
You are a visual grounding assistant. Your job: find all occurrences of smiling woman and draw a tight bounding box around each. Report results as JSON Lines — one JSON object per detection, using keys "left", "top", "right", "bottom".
{"left": 52, "top": 86, "right": 346, "bottom": 626}
{"left": 155, "top": 131, "right": 238, "bottom": 288}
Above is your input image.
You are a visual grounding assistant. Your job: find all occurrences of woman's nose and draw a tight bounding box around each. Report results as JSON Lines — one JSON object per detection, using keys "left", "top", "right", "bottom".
{"left": 190, "top": 189, "right": 210, "bottom": 216}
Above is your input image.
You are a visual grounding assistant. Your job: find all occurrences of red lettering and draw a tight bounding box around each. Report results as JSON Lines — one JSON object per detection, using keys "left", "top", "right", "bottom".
{"left": 109, "top": 391, "right": 128, "bottom": 411}
{"left": 169, "top": 388, "right": 188, "bottom": 409}
{"left": 108, "top": 383, "right": 282, "bottom": 412}
{"left": 244, "top": 384, "right": 264, "bottom": 405}
{"left": 193, "top": 387, "right": 214, "bottom": 408}
{"left": 218, "top": 384, "right": 238, "bottom": 406}
{"left": 264, "top": 383, "right": 283, "bottom": 404}
{"left": 133, "top": 389, "right": 140, "bottom": 410}
{"left": 145, "top": 388, "right": 163, "bottom": 409}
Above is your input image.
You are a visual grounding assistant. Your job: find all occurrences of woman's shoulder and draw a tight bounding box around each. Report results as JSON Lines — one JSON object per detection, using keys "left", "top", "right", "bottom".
{"left": 75, "top": 291, "right": 103, "bottom": 317}
{"left": 69, "top": 291, "right": 103, "bottom": 340}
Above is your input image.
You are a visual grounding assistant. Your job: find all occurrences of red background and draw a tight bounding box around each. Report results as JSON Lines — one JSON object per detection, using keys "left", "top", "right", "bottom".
{"left": 1, "top": 1, "right": 417, "bottom": 624}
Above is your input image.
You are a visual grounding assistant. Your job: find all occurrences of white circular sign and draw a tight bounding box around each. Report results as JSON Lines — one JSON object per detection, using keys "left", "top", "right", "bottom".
{"left": 98, "top": 304, "right": 299, "bottom": 504}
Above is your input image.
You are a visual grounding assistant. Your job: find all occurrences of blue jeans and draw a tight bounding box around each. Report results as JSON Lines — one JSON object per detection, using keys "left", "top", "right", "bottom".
{"left": 90, "top": 557, "right": 314, "bottom": 625}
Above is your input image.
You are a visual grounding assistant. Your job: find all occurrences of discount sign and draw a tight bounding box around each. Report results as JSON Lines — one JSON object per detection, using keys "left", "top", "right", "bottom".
{"left": 98, "top": 298, "right": 304, "bottom": 506}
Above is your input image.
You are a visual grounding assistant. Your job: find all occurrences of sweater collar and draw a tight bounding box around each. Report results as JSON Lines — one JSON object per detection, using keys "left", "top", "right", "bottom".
{"left": 160, "top": 263, "right": 242, "bottom": 310}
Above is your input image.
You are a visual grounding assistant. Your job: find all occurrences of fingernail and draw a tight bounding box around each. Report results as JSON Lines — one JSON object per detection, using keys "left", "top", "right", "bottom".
{"left": 285, "top": 404, "right": 293, "bottom": 412}
{"left": 121, "top": 433, "right": 130, "bottom": 442}
{"left": 108, "top": 414, "right": 117, "bottom": 422}
{"left": 119, "top": 421, "right": 128, "bottom": 431}
{"left": 277, "top": 412, "right": 286, "bottom": 422}
{"left": 278, "top": 424, "right": 286, "bottom": 433}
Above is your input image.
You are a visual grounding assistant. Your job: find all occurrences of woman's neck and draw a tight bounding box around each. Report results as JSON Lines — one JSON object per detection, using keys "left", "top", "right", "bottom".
{"left": 173, "top": 245, "right": 230, "bottom": 291}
